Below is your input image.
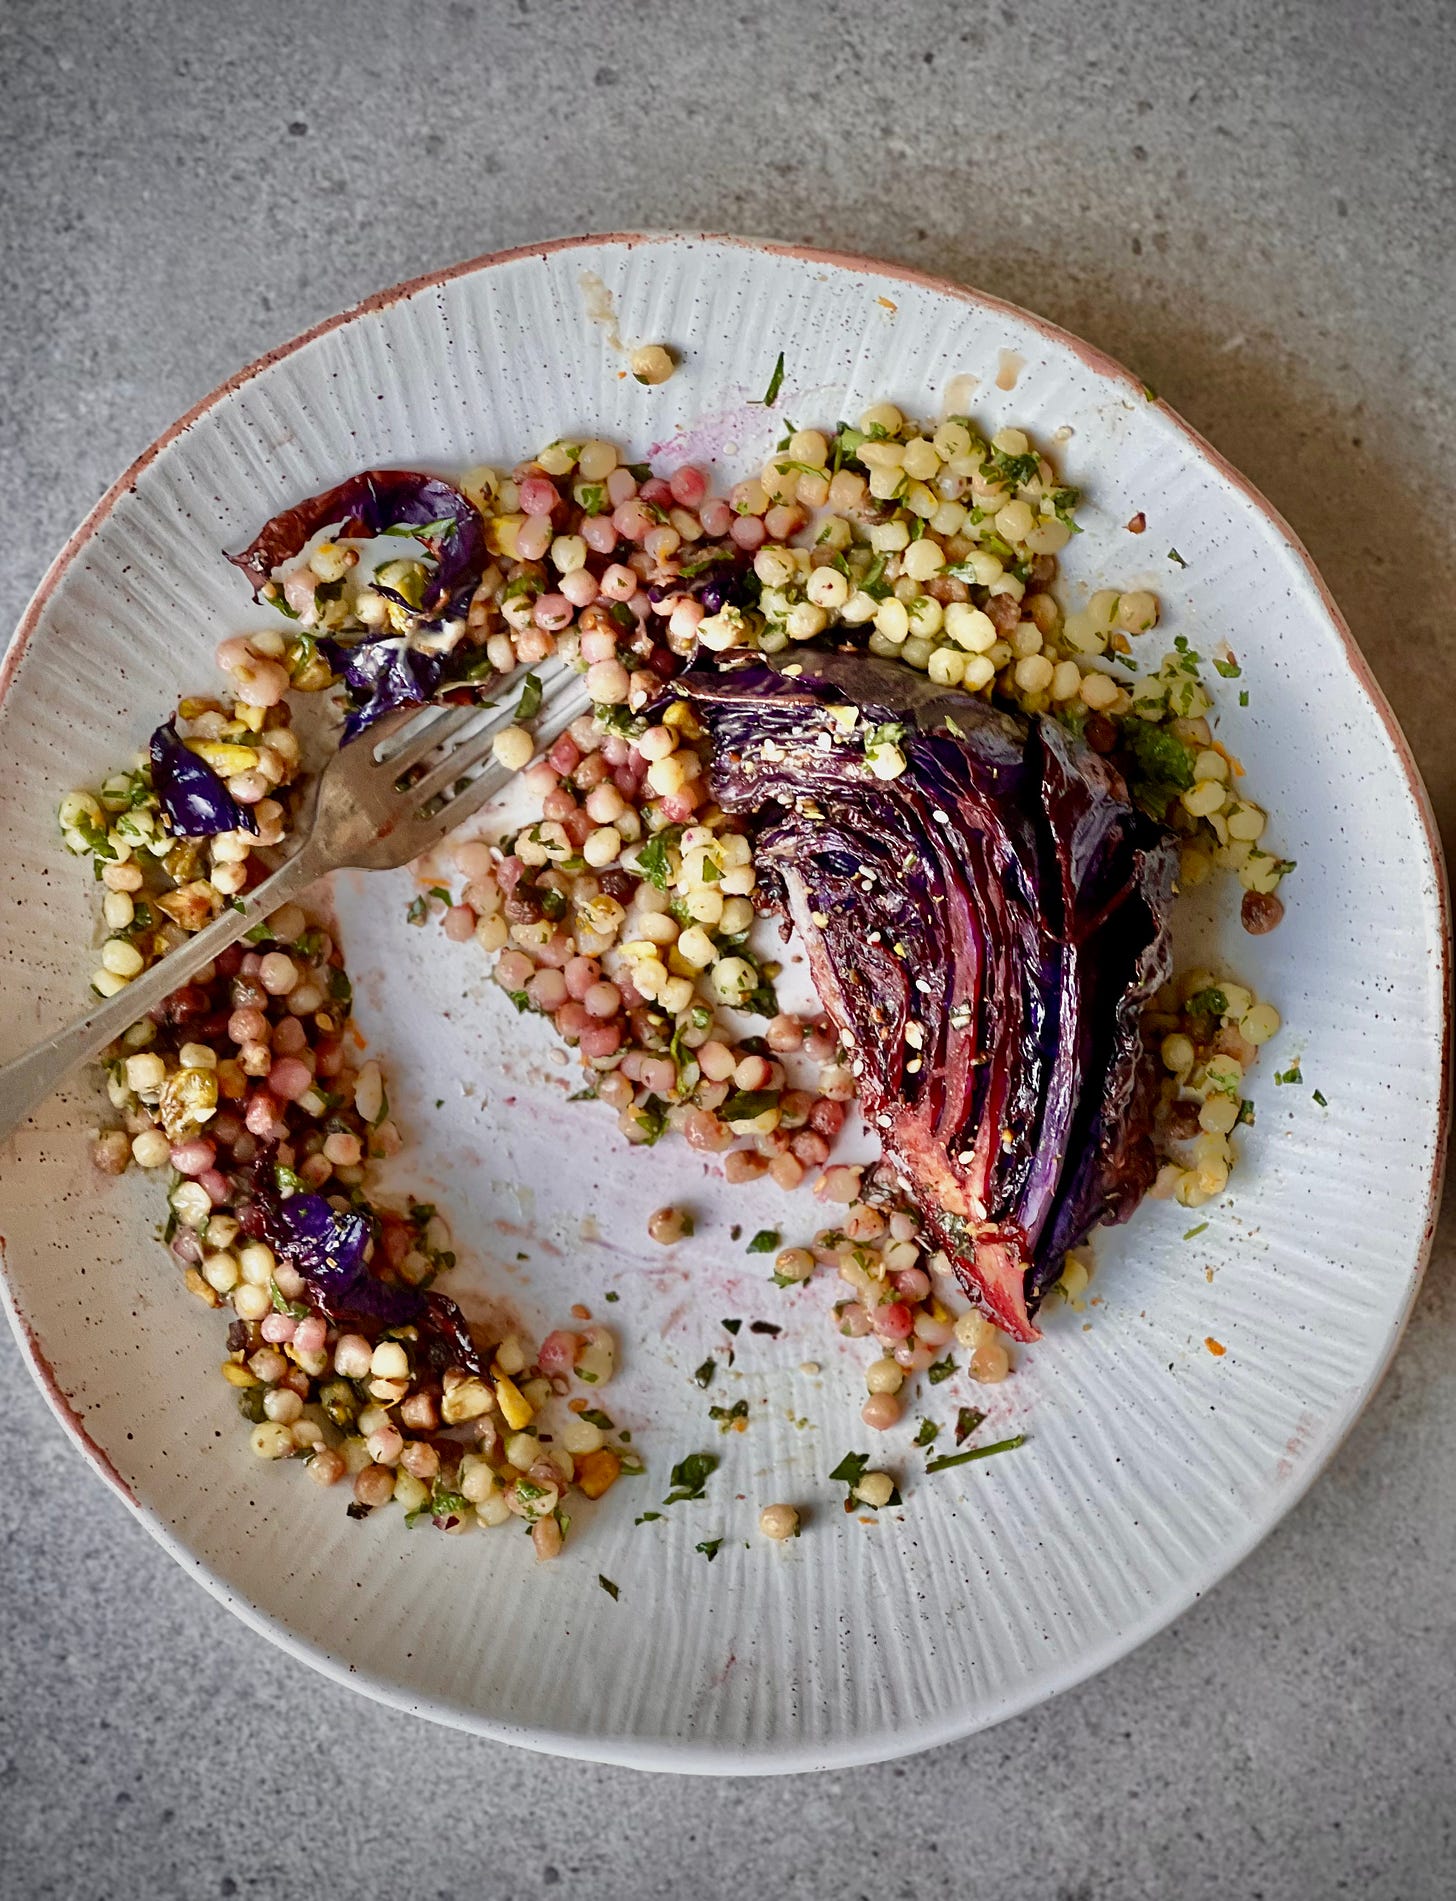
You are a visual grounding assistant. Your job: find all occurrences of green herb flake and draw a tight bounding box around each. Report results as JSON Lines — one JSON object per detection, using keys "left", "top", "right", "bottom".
{"left": 925, "top": 1435, "right": 1027, "bottom": 1473}
{"left": 1312, "top": 1088, "right": 1328, "bottom": 1108}
{"left": 598, "top": 1574, "right": 621, "bottom": 1600}
{"left": 1168, "top": 547, "right": 1188, "bottom": 568}
{"left": 1122, "top": 718, "right": 1197, "bottom": 794}
{"left": 912, "top": 1418, "right": 940, "bottom": 1448}
{"left": 954, "top": 1406, "right": 986, "bottom": 1445}
{"left": 662, "top": 1451, "right": 717, "bottom": 1505}
{"left": 693, "top": 1357, "right": 717, "bottom": 1390}
{"left": 635, "top": 823, "right": 684, "bottom": 891}
{"left": 989, "top": 448, "right": 1041, "bottom": 489}
{"left": 761, "top": 351, "right": 786, "bottom": 406}
{"left": 505, "top": 988, "right": 531, "bottom": 1014}
{"left": 1185, "top": 986, "right": 1229, "bottom": 1019}
{"left": 746, "top": 1229, "right": 781, "bottom": 1254}
{"left": 268, "top": 1280, "right": 311, "bottom": 1321}
{"left": 632, "top": 1095, "right": 669, "bottom": 1145}
{"left": 721, "top": 1318, "right": 742, "bottom": 1336}
{"left": 604, "top": 1291, "right": 619, "bottom": 1303}
{"left": 515, "top": 671, "right": 544, "bottom": 721}
{"left": 1275, "top": 1064, "right": 1304, "bottom": 1086}
{"left": 926, "top": 1354, "right": 956, "bottom": 1384}
{"left": 1213, "top": 657, "right": 1242, "bottom": 679}
{"left": 828, "top": 1450, "right": 870, "bottom": 1509}
{"left": 718, "top": 1087, "right": 779, "bottom": 1124}
{"left": 1183, "top": 1223, "right": 1209, "bottom": 1240}
{"left": 695, "top": 1537, "right": 725, "bottom": 1562}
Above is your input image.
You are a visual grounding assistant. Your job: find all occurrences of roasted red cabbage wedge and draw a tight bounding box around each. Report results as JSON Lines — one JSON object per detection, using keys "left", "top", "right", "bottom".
{"left": 680, "top": 653, "right": 1177, "bottom": 1342}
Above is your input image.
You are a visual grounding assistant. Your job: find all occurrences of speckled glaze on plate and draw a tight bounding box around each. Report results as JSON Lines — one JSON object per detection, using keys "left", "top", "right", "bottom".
{"left": 0, "top": 235, "right": 1447, "bottom": 1774}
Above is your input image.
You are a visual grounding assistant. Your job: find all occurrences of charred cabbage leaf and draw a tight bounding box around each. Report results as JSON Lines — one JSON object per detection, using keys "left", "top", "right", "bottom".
{"left": 317, "top": 632, "right": 447, "bottom": 744}
{"left": 228, "top": 469, "right": 486, "bottom": 622}
{"left": 238, "top": 1155, "right": 488, "bottom": 1373}
{"left": 148, "top": 721, "right": 260, "bottom": 839}
{"left": 681, "top": 653, "right": 1176, "bottom": 1341}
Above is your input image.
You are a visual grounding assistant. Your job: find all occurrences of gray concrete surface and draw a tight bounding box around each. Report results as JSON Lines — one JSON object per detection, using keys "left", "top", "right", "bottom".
{"left": 3, "top": 2, "right": 1454, "bottom": 1896}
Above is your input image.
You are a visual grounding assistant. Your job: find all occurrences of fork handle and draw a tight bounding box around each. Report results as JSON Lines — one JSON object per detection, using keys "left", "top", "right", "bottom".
{"left": 0, "top": 839, "right": 331, "bottom": 1143}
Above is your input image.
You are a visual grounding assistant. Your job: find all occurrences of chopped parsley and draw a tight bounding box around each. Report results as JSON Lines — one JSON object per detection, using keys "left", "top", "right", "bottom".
{"left": 1122, "top": 718, "right": 1196, "bottom": 794}
{"left": 695, "top": 1537, "right": 725, "bottom": 1562}
{"left": 912, "top": 1418, "right": 940, "bottom": 1448}
{"left": 594, "top": 703, "right": 643, "bottom": 738}
{"left": 1312, "top": 1089, "right": 1328, "bottom": 1108}
{"left": 514, "top": 671, "right": 543, "bottom": 721}
{"left": 827, "top": 1450, "right": 902, "bottom": 1511}
{"left": 268, "top": 1281, "right": 310, "bottom": 1321}
{"left": 989, "top": 448, "right": 1040, "bottom": 488}
{"left": 1168, "top": 547, "right": 1188, "bottom": 567}
{"left": 719, "top": 1087, "right": 779, "bottom": 1123}
{"left": 829, "top": 1450, "right": 871, "bottom": 1506}
{"left": 1185, "top": 986, "right": 1229, "bottom": 1019}
{"left": 761, "top": 351, "right": 786, "bottom": 406}
{"left": 662, "top": 1451, "right": 717, "bottom": 1504}
{"left": 1274, "top": 1064, "right": 1304, "bottom": 1086}
{"left": 634, "top": 1512, "right": 662, "bottom": 1525}
{"left": 693, "top": 1357, "right": 717, "bottom": 1390}
{"left": 954, "top": 1406, "right": 986, "bottom": 1445}
{"left": 926, "top": 1354, "right": 956, "bottom": 1384}
{"left": 1048, "top": 484, "right": 1083, "bottom": 532}
{"left": 746, "top": 1229, "right": 781, "bottom": 1254}
{"left": 635, "top": 823, "right": 684, "bottom": 891}
{"left": 632, "top": 1095, "right": 669, "bottom": 1145}
{"left": 598, "top": 1574, "right": 621, "bottom": 1600}
{"left": 1213, "top": 656, "right": 1242, "bottom": 679}
{"left": 1239, "top": 689, "right": 1250, "bottom": 706}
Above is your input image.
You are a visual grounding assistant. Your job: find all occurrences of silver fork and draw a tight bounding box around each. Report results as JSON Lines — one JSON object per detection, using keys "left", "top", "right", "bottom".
{"left": 0, "top": 675, "right": 590, "bottom": 1139}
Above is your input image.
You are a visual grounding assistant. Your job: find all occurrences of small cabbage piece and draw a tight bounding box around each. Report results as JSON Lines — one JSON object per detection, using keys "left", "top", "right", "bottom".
{"left": 681, "top": 653, "right": 1176, "bottom": 1342}
{"left": 228, "top": 469, "right": 486, "bottom": 622}
{"left": 239, "top": 1159, "right": 487, "bottom": 1371}
{"left": 650, "top": 549, "right": 759, "bottom": 618}
{"left": 253, "top": 1187, "right": 374, "bottom": 1301}
{"left": 317, "top": 633, "right": 447, "bottom": 744}
{"left": 148, "top": 721, "right": 260, "bottom": 839}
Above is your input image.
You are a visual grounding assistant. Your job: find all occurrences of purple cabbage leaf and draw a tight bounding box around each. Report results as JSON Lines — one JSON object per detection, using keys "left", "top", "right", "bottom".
{"left": 227, "top": 469, "right": 486, "bottom": 623}
{"left": 317, "top": 632, "right": 447, "bottom": 744}
{"left": 679, "top": 652, "right": 1176, "bottom": 1341}
{"left": 238, "top": 1159, "right": 487, "bottom": 1372}
{"left": 148, "top": 721, "right": 260, "bottom": 839}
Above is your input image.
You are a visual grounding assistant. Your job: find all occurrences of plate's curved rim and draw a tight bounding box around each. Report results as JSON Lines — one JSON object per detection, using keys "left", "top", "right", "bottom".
{"left": 1, "top": 231, "right": 1449, "bottom": 1775}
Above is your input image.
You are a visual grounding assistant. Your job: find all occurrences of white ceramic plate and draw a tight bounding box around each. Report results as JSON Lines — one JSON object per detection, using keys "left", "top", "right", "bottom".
{"left": 1, "top": 235, "right": 1447, "bottom": 1773}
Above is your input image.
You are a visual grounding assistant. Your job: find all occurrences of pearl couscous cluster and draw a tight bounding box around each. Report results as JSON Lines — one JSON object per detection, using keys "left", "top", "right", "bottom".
{"left": 70, "top": 696, "right": 634, "bottom": 1558}
{"left": 64, "top": 396, "right": 1286, "bottom": 1550}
